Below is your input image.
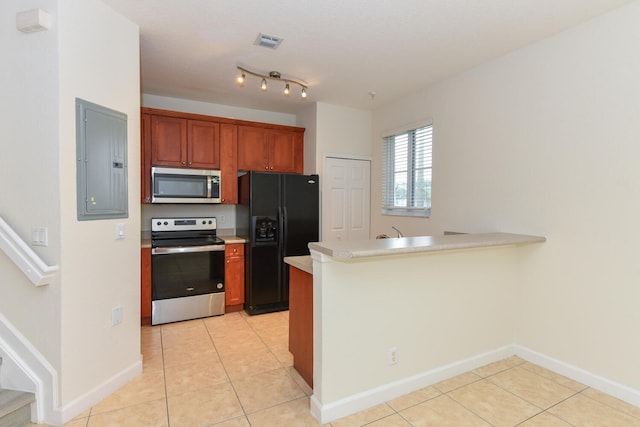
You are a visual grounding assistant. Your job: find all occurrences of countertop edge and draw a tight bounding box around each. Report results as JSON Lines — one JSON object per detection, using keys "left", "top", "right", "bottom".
{"left": 308, "top": 232, "right": 546, "bottom": 260}
{"left": 284, "top": 255, "right": 313, "bottom": 275}
{"left": 220, "top": 236, "right": 247, "bottom": 244}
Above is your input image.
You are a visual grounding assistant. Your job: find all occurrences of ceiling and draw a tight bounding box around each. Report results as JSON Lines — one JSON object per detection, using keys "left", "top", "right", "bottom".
{"left": 102, "top": 0, "right": 633, "bottom": 114}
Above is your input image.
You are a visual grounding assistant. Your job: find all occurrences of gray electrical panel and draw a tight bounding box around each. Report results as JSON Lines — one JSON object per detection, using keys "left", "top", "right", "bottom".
{"left": 76, "top": 98, "right": 128, "bottom": 220}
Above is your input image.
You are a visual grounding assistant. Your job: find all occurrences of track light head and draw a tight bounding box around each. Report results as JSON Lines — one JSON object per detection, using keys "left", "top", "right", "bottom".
{"left": 261, "top": 78, "right": 267, "bottom": 91}
{"left": 284, "top": 83, "right": 290, "bottom": 96}
{"left": 236, "top": 72, "right": 246, "bottom": 87}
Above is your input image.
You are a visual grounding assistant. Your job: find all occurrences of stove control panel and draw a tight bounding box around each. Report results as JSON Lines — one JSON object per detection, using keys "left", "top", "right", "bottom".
{"left": 152, "top": 217, "right": 217, "bottom": 232}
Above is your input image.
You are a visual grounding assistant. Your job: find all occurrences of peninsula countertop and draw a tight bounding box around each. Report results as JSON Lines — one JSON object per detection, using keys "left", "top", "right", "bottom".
{"left": 308, "top": 232, "right": 546, "bottom": 260}
{"left": 284, "top": 255, "right": 313, "bottom": 274}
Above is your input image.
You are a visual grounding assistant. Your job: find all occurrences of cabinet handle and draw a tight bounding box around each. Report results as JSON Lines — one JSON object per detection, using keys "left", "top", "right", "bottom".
{"left": 181, "top": 161, "right": 186, "bottom": 166}
{"left": 226, "top": 259, "right": 230, "bottom": 264}
{"left": 270, "top": 166, "right": 274, "bottom": 170}
{"left": 233, "top": 248, "right": 237, "bottom": 253}
{"left": 265, "top": 166, "right": 269, "bottom": 170}
{"left": 188, "top": 161, "right": 192, "bottom": 166}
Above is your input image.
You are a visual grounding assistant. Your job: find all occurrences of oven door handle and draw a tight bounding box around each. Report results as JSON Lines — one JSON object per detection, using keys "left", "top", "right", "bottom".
{"left": 152, "top": 245, "right": 226, "bottom": 255}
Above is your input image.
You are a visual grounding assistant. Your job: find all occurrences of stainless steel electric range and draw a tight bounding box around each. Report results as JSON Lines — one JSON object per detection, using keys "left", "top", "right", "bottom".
{"left": 151, "top": 217, "right": 225, "bottom": 325}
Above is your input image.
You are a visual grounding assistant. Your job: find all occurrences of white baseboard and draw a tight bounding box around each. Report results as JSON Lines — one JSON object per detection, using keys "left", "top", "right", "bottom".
{"left": 311, "top": 345, "right": 515, "bottom": 424}
{"left": 55, "top": 356, "right": 143, "bottom": 426}
{"left": 311, "top": 344, "right": 640, "bottom": 424}
{"left": 515, "top": 345, "right": 640, "bottom": 408}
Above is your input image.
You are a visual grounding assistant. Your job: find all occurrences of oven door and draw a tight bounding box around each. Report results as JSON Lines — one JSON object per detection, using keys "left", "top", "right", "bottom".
{"left": 151, "top": 245, "right": 225, "bottom": 324}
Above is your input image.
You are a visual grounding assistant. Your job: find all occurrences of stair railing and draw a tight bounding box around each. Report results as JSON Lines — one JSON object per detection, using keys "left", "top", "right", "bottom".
{"left": 0, "top": 217, "right": 58, "bottom": 286}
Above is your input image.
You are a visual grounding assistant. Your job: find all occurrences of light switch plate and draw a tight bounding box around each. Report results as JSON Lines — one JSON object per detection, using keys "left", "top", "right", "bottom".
{"left": 32, "top": 227, "right": 48, "bottom": 246}
{"left": 112, "top": 306, "right": 123, "bottom": 326}
{"left": 115, "top": 223, "right": 125, "bottom": 240}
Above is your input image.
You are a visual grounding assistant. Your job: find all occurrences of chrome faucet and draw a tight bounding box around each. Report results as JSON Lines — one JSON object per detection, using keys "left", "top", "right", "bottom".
{"left": 391, "top": 226, "right": 404, "bottom": 238}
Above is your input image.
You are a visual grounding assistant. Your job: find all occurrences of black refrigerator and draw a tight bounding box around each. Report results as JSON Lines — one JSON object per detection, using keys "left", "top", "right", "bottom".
{"left": 236, "top": 172, "right": 319, "bottom": 315}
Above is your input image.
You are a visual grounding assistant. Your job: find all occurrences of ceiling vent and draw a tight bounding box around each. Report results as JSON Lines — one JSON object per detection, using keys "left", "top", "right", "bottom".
{"left": 254, "top": 33, "right": 283, "bottom": 49}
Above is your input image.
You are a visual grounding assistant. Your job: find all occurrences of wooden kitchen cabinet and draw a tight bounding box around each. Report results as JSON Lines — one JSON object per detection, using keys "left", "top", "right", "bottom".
{"left": 140, "top": 247, "right": 152, "bottom": 325}
{"left": 151, "top": 116, "right": 221, "bottom": 169}
{"left": 219, "top": 123, "right": 238, "bottom": 204}
{"left": 140, "top": 107, "right": 305, "bottom": 203}
{"left": 238, "top": 125, "right": 303, "bottom": 173}
{"left": 225, "top": 243, "right": 245, "bottom": 311}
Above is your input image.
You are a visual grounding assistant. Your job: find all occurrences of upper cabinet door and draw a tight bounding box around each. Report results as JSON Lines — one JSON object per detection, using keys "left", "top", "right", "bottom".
{"left": 238, "top": 126, "right": 269, "bottom": 171}
{"left": 219, "top": 124, "right": 238, "bottom": 204}
{"left": 188, "top": 120, "right": 220, "bottom": 169}
{"left": 269, "top": 129, "right": 303, "bottom": 173}
{"left": 151, "top": 115, "right": 187, "bottom": 167}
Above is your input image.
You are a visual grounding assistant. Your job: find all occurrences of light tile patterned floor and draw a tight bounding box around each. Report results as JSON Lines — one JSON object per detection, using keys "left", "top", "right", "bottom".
{"left": 35, "top": 311, "right": 640, "bottom": 426}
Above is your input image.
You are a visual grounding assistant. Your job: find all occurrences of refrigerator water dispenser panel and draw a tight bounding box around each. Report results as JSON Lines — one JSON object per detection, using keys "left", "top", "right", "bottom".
{"left": 254, "top": 217, "right": 277, "bottom": 242}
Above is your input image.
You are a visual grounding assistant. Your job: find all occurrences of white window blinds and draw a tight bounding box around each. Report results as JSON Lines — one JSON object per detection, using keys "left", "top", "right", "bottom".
{"left": 382, "top": 124, "right": 432, "bottom": 217}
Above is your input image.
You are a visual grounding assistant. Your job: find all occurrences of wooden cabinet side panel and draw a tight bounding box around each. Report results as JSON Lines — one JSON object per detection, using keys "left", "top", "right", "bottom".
{"left": 238, "top": 126, "right": 269, "bottom": 171}
{"left": 141, "top": 113, "right": 152, "bottom": 203}
{"left": 188, "top": 120, "right": 220, "bottom": 169}
{"left": 220, "top": 124, "right": 238, "bottom": 204}
{"left": 288, "top": 266, "right": 313, "bottom": 387}
{"left": 141, "top": 248, "right": 152, "bottom": 325}
{"left": 151, "top": 115, "right": 187, "bottom": 166}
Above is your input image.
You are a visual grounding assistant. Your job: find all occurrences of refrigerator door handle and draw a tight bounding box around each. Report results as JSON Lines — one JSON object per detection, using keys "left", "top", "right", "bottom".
{"left": 281, "top": 206, "right": 288, "bottom": 257}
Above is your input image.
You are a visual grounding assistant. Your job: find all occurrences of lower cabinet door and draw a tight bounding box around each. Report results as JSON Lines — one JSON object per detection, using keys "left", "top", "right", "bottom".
{"left": 225, "top": 244, "right": 245, "bottom": 307}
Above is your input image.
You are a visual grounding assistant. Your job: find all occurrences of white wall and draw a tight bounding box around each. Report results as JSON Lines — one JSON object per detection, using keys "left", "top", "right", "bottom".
{"left": 0, "top": 0, "right": 62, "bottom": 372}
{"left": 1, "top": 1, "right": 141, "bottom": 423}
{"left": 57, "top": 0, "right": 141, "bottom": 415}
{"left": 311, "top": 246, "right": 521, "bottom": 422}
{"left": 143, "top": 93, "right": 297, "bottom": 126}
{"left": 372, "top": 1, "right": 640, "bottom": 395}
{"left": 296, "top": 103, "right": 318, "bottom": 175}
{"left": 314, "top": 102, "right": 373, "bottom": 175}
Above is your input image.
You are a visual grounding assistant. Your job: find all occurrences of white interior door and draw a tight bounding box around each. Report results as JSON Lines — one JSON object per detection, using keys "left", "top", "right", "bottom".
{"left": 322, "top": 156, "right": 371, "bottom": 242}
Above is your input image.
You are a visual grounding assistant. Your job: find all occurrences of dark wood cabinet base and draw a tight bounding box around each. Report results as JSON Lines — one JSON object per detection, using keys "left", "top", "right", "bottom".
{"left": 288, "top": 265, "right": 313, "bottom": 388}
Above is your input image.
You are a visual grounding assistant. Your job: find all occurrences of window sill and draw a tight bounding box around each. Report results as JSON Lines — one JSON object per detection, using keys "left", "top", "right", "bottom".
{"left": 382, "top": 208, "right": 431, "bottom": 218}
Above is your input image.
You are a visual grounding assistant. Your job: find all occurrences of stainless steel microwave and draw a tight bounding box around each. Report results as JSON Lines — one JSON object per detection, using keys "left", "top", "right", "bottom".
{"left": 151, "top": 167, "right": 221, "bottom": 203}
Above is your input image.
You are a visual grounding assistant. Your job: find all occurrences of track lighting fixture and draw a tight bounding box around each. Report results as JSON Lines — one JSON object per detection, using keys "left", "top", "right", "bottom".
{"left": 236, "top": 66, "right": 308, "bottom": 99}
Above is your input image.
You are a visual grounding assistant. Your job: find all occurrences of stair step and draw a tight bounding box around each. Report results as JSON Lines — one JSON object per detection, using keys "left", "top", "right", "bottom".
{"left": 0, "top": 389, "right": 35, "bottom": 427}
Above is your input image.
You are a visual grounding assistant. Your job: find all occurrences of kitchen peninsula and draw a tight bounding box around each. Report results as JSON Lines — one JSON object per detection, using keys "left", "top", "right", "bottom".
{"left": 301, "top": 232, "right": 545, "bottom": 424}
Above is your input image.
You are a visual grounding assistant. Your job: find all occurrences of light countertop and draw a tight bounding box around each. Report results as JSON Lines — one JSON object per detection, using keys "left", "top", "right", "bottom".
{"left": 220, "top": 236, "right": 246, "bottom": 244}
{"left": 308, "top": 232, "right": 546, "bottom": 260}
{"left": 284, "top": 255, "right": 313, "bottom": 274}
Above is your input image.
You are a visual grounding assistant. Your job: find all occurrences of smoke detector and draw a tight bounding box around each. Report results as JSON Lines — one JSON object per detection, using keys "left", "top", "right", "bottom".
{"left": 16, "top": 8, "right": 51, "bottom": 33}
{"left": 254, "top": 33, "right": 283, "bottom": 49}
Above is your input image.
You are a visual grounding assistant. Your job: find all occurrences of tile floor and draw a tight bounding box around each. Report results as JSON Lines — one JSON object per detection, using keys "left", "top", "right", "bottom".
{"left": 34, "top": 310, "right": 640, "bottom": 426}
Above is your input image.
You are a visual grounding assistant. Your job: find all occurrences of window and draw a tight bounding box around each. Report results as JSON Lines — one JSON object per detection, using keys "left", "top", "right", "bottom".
{"left": 382, "top": 124, "right": 432, "bottom": 217}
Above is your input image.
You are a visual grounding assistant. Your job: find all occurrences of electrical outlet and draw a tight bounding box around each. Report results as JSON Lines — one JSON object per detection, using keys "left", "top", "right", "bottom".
{"left": 388, "top": 346, "right": 398, "bottom": 365}
{"left": 220, "top": 215, "right": 226, "bottom": 223}
{"left": 112, "top": 306, "right": 123, "bottom": 326}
